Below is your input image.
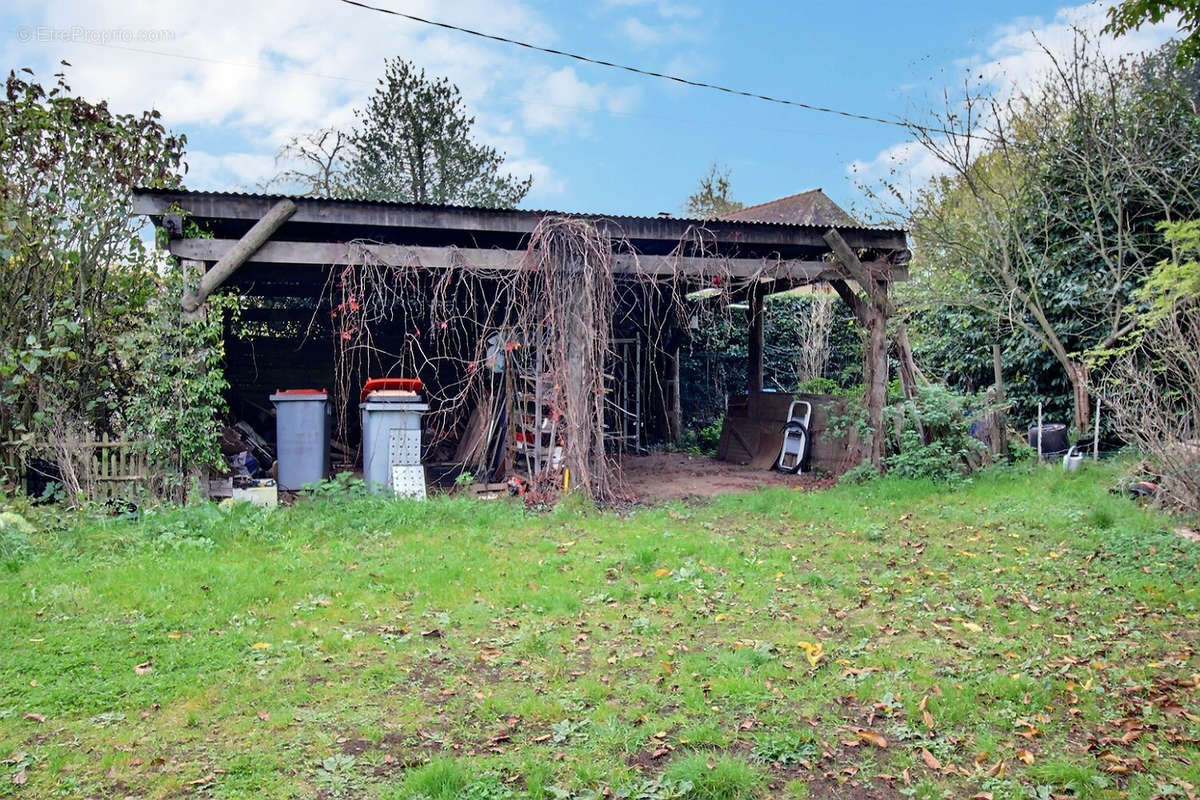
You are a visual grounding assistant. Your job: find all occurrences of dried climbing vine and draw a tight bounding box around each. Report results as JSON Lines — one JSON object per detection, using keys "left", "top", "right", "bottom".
{"left": 311, "top": 216, "right": 773, "bottom": 502}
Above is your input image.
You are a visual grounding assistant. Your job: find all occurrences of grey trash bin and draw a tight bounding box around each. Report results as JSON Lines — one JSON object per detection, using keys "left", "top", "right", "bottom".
{"left": 361, "top": 391, "right": 428, "bottom": 496}
{"left": 270, "top": 389, "right": 331, "bottom": 490}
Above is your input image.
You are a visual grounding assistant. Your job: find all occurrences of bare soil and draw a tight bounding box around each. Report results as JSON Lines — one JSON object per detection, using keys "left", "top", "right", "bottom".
{"left": 620, "top": 451, "right": 833, "bottom": 503}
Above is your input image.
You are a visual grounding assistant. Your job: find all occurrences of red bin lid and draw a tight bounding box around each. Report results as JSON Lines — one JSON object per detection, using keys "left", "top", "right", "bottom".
{"left": 274, "top": 388, "right": 327, "bottom": 396}
{"left": 361, "top": 378, "right": 422, "bottom": 403}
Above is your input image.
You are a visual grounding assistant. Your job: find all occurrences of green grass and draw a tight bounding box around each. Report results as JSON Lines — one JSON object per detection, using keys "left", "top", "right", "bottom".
{"left": 0, "top": 463, "right": 1198, "bottom": 799}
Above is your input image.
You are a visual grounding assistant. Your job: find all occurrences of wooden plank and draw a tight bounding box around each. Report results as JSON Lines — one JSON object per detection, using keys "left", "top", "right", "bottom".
{"left": 823, "top": 228, "right": 895, "bottom": 313}
{"left": 182, "top": 199, "right": 296, "bottom": 313}
{"left": 168, "top": 238, "right": 906, "bottom": 283}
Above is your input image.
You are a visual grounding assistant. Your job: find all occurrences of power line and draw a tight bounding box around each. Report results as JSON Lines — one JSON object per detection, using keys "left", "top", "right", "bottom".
{"left": 15, "top": 33, "right": 865, "bottom": 142}
{"left": 334, "top": 0, "right": 981, "bottom": 141}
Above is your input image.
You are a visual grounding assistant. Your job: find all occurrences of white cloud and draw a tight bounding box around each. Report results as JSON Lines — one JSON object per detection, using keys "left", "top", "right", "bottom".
{"left": 620, "top": 17, "right": 665, "bottom": 47}
{"left": 971, "top": 2, "right": 1179, "bottom": 98}
{"left": 518, "top": 67, "right": 639, "bottom": 132}
{"left": 185, "top": 151, "right": 278, "bottom": 192}
{"left": 848, "top": 1, "right": 1183, "bottom": 199}
{"left": 601, "top": 0, "right": 701, "bottom": 20}
{"left": 847, "top": 140, "right": 950, "bottom": 199}
{"left": 1, "top": 0, "right": 634, "bottom": 201}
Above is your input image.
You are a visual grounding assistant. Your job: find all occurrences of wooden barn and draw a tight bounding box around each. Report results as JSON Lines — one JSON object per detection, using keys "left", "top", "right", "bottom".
{"left": 134, "top": 189, "right": 909, "bottom": 500}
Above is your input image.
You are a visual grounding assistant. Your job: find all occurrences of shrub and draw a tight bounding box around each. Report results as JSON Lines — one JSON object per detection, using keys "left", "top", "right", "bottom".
{"left": 1100, "top": 221, "right": 1200, "bottom": 513}
{"left": 883, "top": 384, "right": 986, "bottom": 482}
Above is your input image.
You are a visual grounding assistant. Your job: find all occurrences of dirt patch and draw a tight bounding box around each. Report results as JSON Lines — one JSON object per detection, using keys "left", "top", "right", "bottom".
{"left": 626, "top": 744, "right": 676, "bottom": 771}
{"left": 799, "top": 773, "right": 904, "bottom": 799}
{"left": 621, "top": 452, "right": 833, "bottom": 504}
{"left": 339, "top": 737, "right": 373, "bottom": 756}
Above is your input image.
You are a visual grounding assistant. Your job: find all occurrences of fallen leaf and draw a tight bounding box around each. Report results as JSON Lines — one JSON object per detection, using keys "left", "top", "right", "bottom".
{"left": 257, "top": 710, "right": 270, "bottom": 721}
{"left": 22, "top": 712, "right": 45, "bottom": 723}
{"left": 963, "top": 622, "right": 983, "bottom": 633}
{"left": 653, "top": 568, "right": 671, "bottom": 578}
{"left": 1016, "top": 749, "right": 1034, "bottom": 764}
{"left": 250, "top": 642, "right": 271, "bottom": 650}
{"left": 920, "top": 748, "right": 941, "bottom": 770}
{"left": 134, "top": 661, "right": 152, "bottom": 675}
{"left": 11, "top": 770, "right": 26, "bottom": 786}
{"left": 857, "top": 729, "right": 888, "bottom": 749}
{"left": 797, "top": 640, "right": 824, "bottom": 667}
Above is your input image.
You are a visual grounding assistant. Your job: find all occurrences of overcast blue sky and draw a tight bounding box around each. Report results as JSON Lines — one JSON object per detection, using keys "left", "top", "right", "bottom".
{"left": 1, "top": 1, "right": 1181, "bottom": 218}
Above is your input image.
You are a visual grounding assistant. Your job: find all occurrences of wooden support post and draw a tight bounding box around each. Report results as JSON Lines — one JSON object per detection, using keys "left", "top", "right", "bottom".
{"left": 824, "top": 228, "right": 892, "bottom": 470}
{"left": 747, "top": 282, "right": 765, "bottom": 394}
{"left": 991, "top": 343, "right": 1009, "bottom": 461}
{"left": 181, "top": 199, "right": 296, "bottom": 315}
{"left": 1037, "top": 402, "right": 1044, "bottom": 461}
{"left": 669, "top": 346, "right": 683, "bottom": 444}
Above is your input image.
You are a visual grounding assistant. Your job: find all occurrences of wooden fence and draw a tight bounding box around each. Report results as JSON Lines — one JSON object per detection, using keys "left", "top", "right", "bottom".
{"left": 1, "top": 434, "right": 150, "bottom": 503}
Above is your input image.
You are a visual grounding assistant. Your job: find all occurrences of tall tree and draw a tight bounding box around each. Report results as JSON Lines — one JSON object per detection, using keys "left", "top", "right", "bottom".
{"left": 893, "top": 37, "right": 1200, "bottom": 435}
{"left": 684, "top": 163, "right": 743, "bottom": 219}
{"left": 347, "top": 59, "right": 531, "bottom": 207}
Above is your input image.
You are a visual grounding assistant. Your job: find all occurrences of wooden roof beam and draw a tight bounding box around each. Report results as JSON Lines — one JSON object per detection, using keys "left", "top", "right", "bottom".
{"left": 168, "top": 238, "right": 907, "bottom": 284}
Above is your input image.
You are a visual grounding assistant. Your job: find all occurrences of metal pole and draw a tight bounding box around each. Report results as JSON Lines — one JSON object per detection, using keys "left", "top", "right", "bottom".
{"left": 1037, "top": 402, "right": 1043, "bottom": 461}
{"left": 1093, "top": 398, "right": 1101, "bottom": 461}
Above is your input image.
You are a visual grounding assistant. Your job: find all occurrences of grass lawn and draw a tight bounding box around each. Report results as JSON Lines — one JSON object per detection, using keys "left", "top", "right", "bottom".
{"left": 1, "top": 464, "right": 1199, "bottom": 799}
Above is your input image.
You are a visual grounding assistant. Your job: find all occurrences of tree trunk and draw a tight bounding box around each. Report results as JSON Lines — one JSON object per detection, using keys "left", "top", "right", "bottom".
{"left": 1069, "top": 361, "right": 1090, "bottom": 436}
{"left": 991, "top": 343, "right": 1009, "bottom": 461}
{"left": 668, "top": 346, "right": 683, "bottom": 444}
{"left": 864, "top": 308, "right": 888, "bottom": 469}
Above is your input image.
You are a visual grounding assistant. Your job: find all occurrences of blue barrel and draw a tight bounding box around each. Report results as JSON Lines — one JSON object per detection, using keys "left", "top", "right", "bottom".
{"left": 270, "top": 390, "right": 330, "bottom": 490}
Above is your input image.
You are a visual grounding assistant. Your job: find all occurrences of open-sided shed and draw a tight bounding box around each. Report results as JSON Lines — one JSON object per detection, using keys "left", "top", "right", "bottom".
{"left": 134, "top": 189, "right": 909, "bottom": 499}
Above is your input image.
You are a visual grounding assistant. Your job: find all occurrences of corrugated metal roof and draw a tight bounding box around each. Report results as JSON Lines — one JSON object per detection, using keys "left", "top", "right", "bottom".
{"left": 136, "top": 188, "right": 905, "bottom": 235}
{"left": 722, "top": 189, "right": 859, "bottom": 227}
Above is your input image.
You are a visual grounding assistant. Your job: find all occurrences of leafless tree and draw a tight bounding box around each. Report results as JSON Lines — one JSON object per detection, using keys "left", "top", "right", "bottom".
{"left": 263, "top": 127, "right": 354, "bottom": 198}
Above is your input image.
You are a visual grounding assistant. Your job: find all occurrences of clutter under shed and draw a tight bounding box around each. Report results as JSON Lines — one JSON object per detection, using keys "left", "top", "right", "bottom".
{"left": 135, "top": 189, "right": 910, "bottom": 502}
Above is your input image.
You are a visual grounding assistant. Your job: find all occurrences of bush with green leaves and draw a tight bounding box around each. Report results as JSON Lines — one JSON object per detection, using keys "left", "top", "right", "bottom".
{"left": 835, "top": 383, "right": 987, "bottom": 483}
{"left": 0, "top": 67, "right": 240, "bottom": 501}
{"left": 118, "top": 267, "right": 233, "bottom": 501}
{"left": 0, "top": 67, "right": 184, "bottom": 443}
{"left": 883, "top": 384, "right": 986, "bottom": 482}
